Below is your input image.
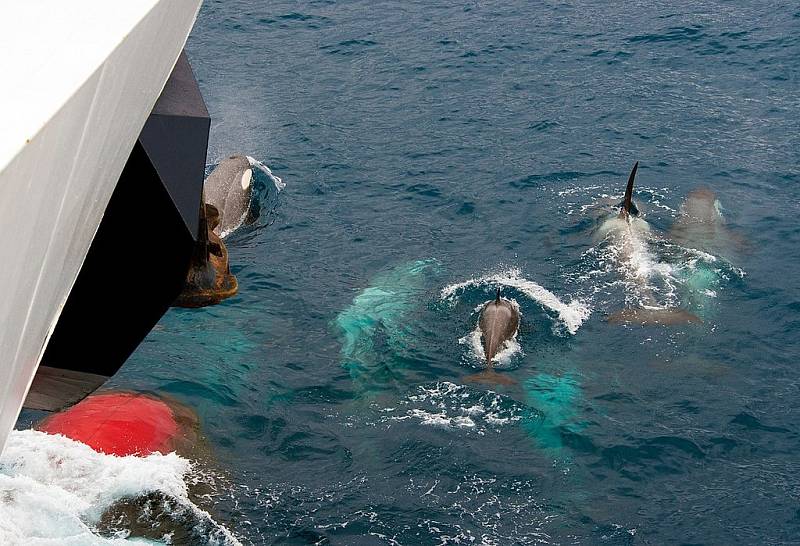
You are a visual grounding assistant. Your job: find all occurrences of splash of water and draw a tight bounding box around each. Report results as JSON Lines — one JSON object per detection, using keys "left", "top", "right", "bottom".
{"left": 440, "top": 268, "right": 590, "bottom": 335}
{"left": 382, "top": 381, "right": 533, "bottom": 435}
{"left": 594, "top": 216, "right": 680, "bottom": 308}
{"left": 577, "top": 188, "right": 747, "bottom": 324}
{"left": 0, "top": 430, "right": 240, "bottom": 545}
{"left": 246, "top": 156, "right": 285, "bottom": 192}
{"left": 590, "top": 210, "right": 744, "bottom": 320}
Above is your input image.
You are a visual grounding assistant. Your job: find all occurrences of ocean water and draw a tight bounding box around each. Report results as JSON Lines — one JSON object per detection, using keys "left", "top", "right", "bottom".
{"left": 6, "top": 1, "right": 800, "bottom": 544}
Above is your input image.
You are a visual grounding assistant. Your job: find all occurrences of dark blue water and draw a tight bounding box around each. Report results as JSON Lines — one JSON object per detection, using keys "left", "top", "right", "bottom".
{"left": 88, "top": 1, "right": 800, "bottom": 543}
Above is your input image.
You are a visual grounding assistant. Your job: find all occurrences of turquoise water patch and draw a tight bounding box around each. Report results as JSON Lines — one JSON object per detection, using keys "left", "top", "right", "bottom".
{"left": 334, "top": 259, "right": 440, "bottom": 394}
{"left": 673, "top": 251, "right": 744, "bottom": 321}
{"left": 522, "top": 372, "right": 583, "bottom": 453}
{"left": 678, "top": 262, "right": 720, "bottom": 319}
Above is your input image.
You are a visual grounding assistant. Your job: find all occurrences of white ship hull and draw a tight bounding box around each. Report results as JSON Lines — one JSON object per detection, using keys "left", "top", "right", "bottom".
{"left": 0, "top": 1, "right": 203, "bottom": 452}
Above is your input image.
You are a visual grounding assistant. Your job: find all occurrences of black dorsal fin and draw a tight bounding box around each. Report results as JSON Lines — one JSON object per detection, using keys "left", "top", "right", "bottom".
{"left": 495, "top": 287, "right": 501, "bottom": 302}
{"left": 621, "top": 161, "right": 639, "bottom": 216}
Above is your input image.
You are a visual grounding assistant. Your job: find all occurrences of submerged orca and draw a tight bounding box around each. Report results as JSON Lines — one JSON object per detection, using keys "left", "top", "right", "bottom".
{"left": 599, "top": 163, "right": 701, "bottom": 326}
{"left": 669, "top": 187, "right": 743, "bottom": 258}
{"left": 465, "top": 288, "right": 520, "bottom": 385}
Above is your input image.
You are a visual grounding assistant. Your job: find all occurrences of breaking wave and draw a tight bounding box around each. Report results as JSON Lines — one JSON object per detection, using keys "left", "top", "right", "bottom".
{"left": 0, "top": 430, "right": 239, "bottom": 545}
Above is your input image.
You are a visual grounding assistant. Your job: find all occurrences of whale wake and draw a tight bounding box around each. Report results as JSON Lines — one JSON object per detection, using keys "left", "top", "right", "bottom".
{"left": 440, "top": 268, "right": 590, "bottom": 336}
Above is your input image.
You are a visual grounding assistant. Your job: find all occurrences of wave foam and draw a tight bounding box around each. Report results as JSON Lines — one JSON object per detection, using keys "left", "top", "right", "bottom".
{"left": 383, "top": 382, "right": 529, "bottom": 434}
{"left": 591, "top": 217, "right": 685, "bottom": 309}
{"left": 0, "top": 430, "right": 240, "bottom": 545}
{"left": 246, "top": 155, "right": 285, "bottom": 192}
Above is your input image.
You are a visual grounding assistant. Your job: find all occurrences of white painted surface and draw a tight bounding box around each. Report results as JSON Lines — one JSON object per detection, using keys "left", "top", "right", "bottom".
{"left": 0, "top": 0, "right": 203, "bottom": 452}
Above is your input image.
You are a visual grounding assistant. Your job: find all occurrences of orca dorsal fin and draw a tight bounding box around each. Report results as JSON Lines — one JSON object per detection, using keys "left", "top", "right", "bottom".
{"left": 495, "top": 287, "right": 501, "bottom": 302}
{"left": 621, "top": 161, "right": 639, "bottom": 216}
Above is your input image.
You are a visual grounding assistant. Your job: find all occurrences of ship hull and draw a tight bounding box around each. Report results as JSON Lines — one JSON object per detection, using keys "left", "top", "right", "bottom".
{"left": 0, "top": 1, "right": 204, "bottom": 452}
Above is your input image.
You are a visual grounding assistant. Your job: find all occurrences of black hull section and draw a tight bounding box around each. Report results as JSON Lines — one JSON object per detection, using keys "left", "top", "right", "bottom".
{"left": 27, "top": 52, "right": 210, "bottom": 411}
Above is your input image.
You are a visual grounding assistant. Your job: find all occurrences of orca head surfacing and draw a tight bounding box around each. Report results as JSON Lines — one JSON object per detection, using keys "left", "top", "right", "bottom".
{"left": 203, "top": 155, "right": 255, "bottom": 237}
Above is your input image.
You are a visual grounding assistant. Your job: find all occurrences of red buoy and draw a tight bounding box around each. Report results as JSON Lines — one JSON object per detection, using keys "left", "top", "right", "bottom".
{"left": 37, "top": 392, "right": 195, "bottom": 457}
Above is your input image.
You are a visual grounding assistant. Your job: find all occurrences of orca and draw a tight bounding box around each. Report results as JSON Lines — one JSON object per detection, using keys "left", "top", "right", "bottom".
{"left": 669, "top": 188, "right": 743, "bottom": 257}
{"left": 598, "top": 163, "right": 701, "bottom": 326}
{"left": 203, "top": 155, "right": 255, "bottom": 238}
{"left": 464, "top": 288, "right": 520, "bottom": 385}
{"left": 620, "top": 160, "right": 639, "bottom": 217}
{"left": 595, "top": 161, "right": 651, "bottom": 241}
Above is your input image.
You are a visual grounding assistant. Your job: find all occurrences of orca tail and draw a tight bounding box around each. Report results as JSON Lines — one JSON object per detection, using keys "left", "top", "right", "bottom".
{"left": 606, "top": 307, "right": 702, "bottom": 326}
{"left": 463, "top": 369, "right": 517, "bottom": 386}
{"left": 620, "top": 161, "right": 639, "bottom": 216}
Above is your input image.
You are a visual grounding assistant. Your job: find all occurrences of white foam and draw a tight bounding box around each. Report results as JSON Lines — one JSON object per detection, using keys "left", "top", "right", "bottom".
{"left": 246, "top": 155, "right": 285, "bottom": 192}
{"left": 557, "top": 184, "right": 603, "bottom": 197}
{"left": 555, "top": 182, "right": 675, "bottom": 218}
{"left": 385, "top": 382, "right": 524, "bottom": 435}
{"left": 440, "top": 268, "right": 590, "bottom": 335}
{"left": 593, "top": 215, "right": 685, "bottom": 308}
{"left": 405, "top": 409, "right": 476, "bottom": 429}
{"left": 0, "top": 430, "right": 240, "bottom": 545}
